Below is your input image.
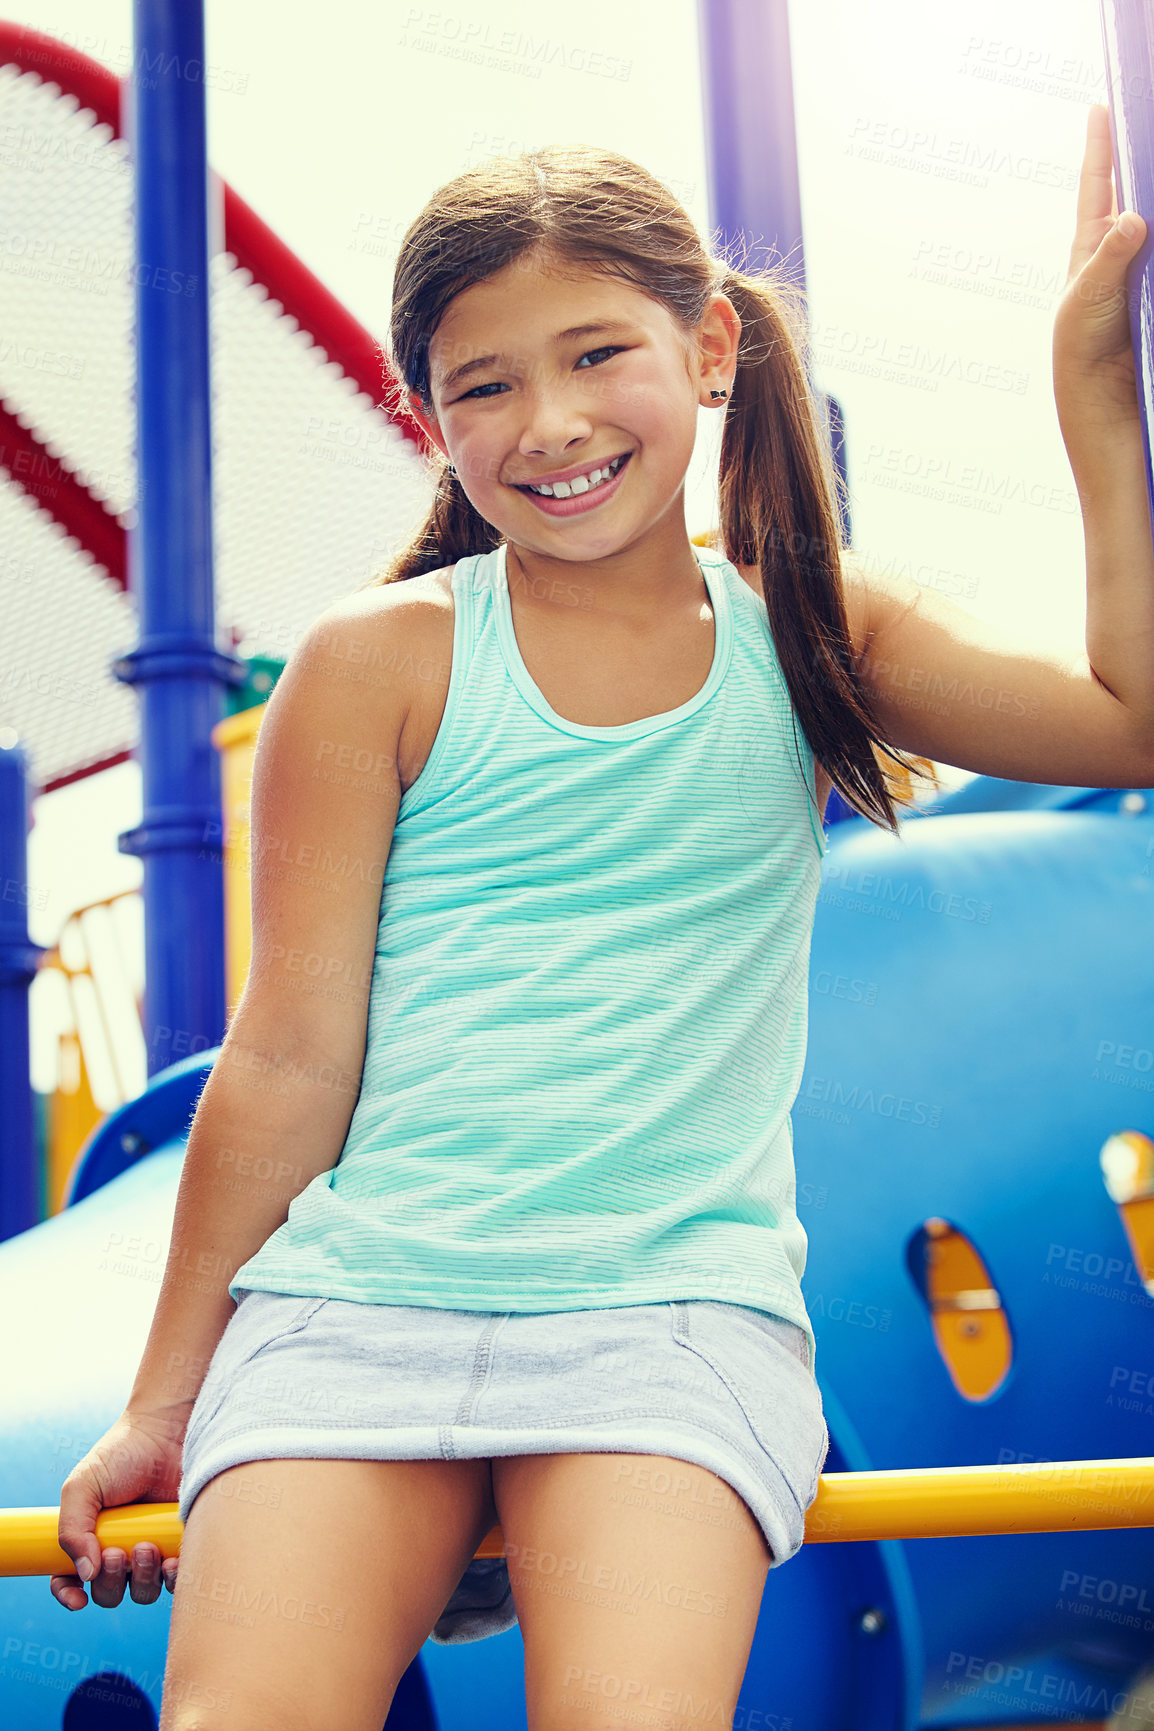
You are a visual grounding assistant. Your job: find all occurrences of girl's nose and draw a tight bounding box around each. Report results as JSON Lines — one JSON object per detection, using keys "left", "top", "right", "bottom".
{"left": 517, "top": 396, "right": 595, "bottom": 457}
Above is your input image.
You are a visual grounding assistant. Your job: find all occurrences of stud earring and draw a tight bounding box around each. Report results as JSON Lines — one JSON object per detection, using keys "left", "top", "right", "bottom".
{"left": 446, "top": 462, "right": 457, "bottom": 476}
{"left": 710, "top": 389, "right": 728, "bottom": 400}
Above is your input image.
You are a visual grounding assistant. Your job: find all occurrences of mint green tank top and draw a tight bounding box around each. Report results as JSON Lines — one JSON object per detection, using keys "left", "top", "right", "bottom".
{"left": 231, "top": 539, "right": 828, "bottom": 1366}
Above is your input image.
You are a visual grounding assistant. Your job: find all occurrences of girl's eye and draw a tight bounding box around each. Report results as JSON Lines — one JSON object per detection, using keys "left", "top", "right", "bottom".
{"left": 575, "top": 345, "right": 623, "bottom": 370}
{"left": 459, "top": 346, "right": 624, "bottom": 401}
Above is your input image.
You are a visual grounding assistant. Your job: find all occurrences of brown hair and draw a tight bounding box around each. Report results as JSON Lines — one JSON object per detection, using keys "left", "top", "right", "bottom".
{"left": 369, "top": 144, "right": 927, "bottom": 832}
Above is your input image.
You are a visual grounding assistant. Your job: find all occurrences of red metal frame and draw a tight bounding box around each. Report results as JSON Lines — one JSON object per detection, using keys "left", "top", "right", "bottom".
{"left": 0, "top": 399, "right": 128, "bottom": 585}
{"left": 0, "top": 22, "right": 430, "bottom": 791}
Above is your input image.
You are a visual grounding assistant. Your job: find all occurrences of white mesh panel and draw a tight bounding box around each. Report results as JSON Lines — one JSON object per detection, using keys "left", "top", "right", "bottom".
{"left": 0, "top": 479, "right": 138, "bottom": 782}
{"left": 0, "top": 58, "right": 435, "bottom": 790}
{"left": 209, "top": 258, "right": 433, "bottom": 661}
{"left": 0, "top": 66, "right": 134, "bottom": 511}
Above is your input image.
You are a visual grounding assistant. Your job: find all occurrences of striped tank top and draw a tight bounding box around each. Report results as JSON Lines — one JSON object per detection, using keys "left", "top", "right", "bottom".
{"left": 230, "top": 539, "right": 828, "bottom": 1366}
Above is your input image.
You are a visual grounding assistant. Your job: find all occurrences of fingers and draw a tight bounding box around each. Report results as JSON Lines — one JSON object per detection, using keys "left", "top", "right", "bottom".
{"left": 1069, "top": 105, "right": 1123, "bottom": 284}
{"left": 1102, "top": 107, "right": 1119, "bottom": 220}
{"left": 1078, "top": 105, "right": 1114, "bottom": 226}
{"left": 56, "top": 1472, "right": 102, "bottom": 1605}
{"left": 83, "top": 1546, "right": 132, "bottom": 1612}
{"left": 51, "top": 1543, "right": 179, "bottom": 1611}
{"left": 49, "top": 1570, "right": 89, "bottom": 1612}
{"left": 52, "top": 1417, "right": 187, "bottom": 1613}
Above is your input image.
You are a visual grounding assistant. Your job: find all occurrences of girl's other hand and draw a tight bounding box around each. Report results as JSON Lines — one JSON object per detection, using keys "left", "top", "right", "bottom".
{"left": 1053, "top": 103, "right": 1147, "bottom": 445}
{"left": 51, "top": 1410, "right": 187, "bottom": 1610}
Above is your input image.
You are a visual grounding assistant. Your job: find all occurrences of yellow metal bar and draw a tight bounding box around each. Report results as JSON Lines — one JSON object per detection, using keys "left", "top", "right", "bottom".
{"left": 7, "top": 1458, "right": 1154, "bottom": 1577}
{"left": 3, "top": 1504, "right": 184, "bottom": 1576}
{"left": 801, "top": 1457, "right": 1154, "bottom": 1543}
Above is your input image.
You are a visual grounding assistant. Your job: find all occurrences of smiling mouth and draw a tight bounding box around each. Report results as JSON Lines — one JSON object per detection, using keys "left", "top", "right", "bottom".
{"left": 513, "top": 451, "right": 631, "bottom": 498}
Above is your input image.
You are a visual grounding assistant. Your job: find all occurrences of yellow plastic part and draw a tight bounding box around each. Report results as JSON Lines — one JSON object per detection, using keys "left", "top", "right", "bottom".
{"left": 38, "top": 887, "right": 147, "bottom": 1215}
{"left": 1118, "top": 1195, "right": 1154, "bottom": 1290}
{"left": 881, "top": 748, "right": 941, "bottom": 807}
{"left": 46, "top": 1027, "right": 100, "bottom": 1217}
{"left": 8, "top": 1458, "right": 1154, "bottom": 1576}
{"left": 1101, "top": 1130, "right": 1154, "bottom": 1292}
{"left": 210, "top": 702, "right": 266, "bottom": 1019}
{"left": 922, "top": 1217, "right": 1012, "bottom": 1402}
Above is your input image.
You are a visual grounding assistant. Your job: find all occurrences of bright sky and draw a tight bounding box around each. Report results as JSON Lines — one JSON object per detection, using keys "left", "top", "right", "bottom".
{"left": 17, "top": 0, "right": 1119, "bottom": 1098}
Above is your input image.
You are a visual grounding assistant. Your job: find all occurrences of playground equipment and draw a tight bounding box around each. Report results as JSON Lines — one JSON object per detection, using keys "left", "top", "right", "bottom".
{"left": 8, "top": 1459, "right": 1154, "bottom": 1574}
{"left": 0, "top": 0, "right": 1153, "bottom": 1728}
{"left": 3, "top": 787, "right": 1154, "bottom": 1731}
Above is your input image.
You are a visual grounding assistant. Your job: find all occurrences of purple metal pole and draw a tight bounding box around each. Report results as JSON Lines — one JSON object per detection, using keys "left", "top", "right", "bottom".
{"left": 1100, "top": 0, "right": 1154, "bottom": 536}
{"left": 696, "top": 0, "right": 850, "bottom": 540}
{"left": 113, "top": 0, "right": 245, "bottom": 1081}
{"left": 697, "top": 0, "right": 806, "bottom": 291}
{"left": 0, "top": 738, "right": 46, "bottom": 1239}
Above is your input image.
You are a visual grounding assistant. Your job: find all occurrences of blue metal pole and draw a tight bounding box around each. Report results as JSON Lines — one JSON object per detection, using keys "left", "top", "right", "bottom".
{"left": 0, "top": 738, "right": 46, "bottom": 1240}
{"left": 113, "top": 0, "right": 244, "bottom": 1079}
{"left": 696, "top": 0, "right": 851, "bottom": 542}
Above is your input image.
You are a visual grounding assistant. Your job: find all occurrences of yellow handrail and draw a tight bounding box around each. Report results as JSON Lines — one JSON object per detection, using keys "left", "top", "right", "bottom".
{"left": 7, "top": 1457, "right": 1154, "bottom": 1576}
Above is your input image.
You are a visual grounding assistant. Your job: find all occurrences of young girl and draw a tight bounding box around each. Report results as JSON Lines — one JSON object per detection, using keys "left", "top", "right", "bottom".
{"left": 54, "top": 111, "right": 1151, "bottom": 1730}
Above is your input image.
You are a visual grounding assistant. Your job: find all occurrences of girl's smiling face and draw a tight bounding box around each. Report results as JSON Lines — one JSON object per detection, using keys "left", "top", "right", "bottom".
{"left": 409, "top": 256, "right": 737, "bottom": 561}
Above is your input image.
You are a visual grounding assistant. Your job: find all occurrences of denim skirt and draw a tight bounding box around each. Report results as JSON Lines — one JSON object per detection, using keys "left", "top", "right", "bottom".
{"left": 179, "top": 1289, "right": 830, "bottom": 1645}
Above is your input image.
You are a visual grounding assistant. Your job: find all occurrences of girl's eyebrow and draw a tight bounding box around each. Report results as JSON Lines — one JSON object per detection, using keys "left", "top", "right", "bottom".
{"left": 437, "top": 320, "right": 636, "bottom": 394}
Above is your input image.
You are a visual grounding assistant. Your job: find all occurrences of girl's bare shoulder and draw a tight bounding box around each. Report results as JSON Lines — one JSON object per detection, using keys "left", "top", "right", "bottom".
{"left": 342, "top": 564, "right": 455, "bottom": 623}
{"left": 296, "top": 567, "right": 455, "bottom": 747}
{"left": 327, "top": 565, "right": 456, "bottom": 662}
{"left": 337, "top": 570, "right": 456, "bottom": 793}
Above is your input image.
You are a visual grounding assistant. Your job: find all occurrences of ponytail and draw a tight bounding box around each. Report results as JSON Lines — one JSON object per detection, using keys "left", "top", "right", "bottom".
{"left": 715, "top": 263, "right": 925, "bottom": 832}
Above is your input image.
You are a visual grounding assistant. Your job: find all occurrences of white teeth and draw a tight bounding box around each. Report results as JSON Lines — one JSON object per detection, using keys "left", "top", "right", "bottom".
{"left": 528, "top": 454, "right": 624, "bottom": 498}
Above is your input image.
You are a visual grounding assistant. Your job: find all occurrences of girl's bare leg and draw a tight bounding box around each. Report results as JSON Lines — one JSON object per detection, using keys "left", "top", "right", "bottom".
{"left": 492, "top": 1452, "right": 771, "bottom": 1731}
{"left": 161, "top": 1455, "right": 497, "bottom": 1730}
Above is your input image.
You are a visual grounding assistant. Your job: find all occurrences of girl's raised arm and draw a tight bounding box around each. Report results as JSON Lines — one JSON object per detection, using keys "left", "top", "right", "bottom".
{"left": 846, "top": 105, "right": 1154, "bottom": 792}
{"left": 846, "top": 556, "right": 1154, "bottom": 790}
